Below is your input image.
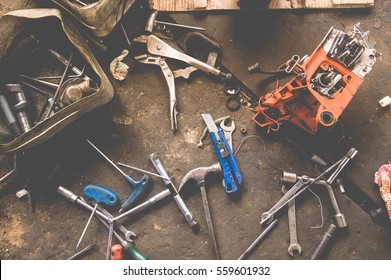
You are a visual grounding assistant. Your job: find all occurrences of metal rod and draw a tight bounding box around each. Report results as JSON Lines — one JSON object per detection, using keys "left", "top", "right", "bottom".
{"left": 113, "top": 189, "right": 171, "bottom": 222}
{"left": 0, "top": 155, "right": 17, "bottom": 185}
{"left": 238, "top": 219, "right": 278, "bottom": 260}
{"left": 46, "top": 52, "right": 74, "bottom": 118}
{"left": 86, "top": 140, "right": 127, "bottom": 177}
{"left": 261, "top": 157, "right": 344, "bottom": 225}
{"left": 67, "top": 244, "right": 95, "bottom": 260}
{"left": 76, "top": 203, "right": 98, "bottom": 249}
{"left": 156, "top": 20, "right": 206, "bottom": 31}
{"left": 47, "top": 48, "right": 90, "bottom": 80}
{"left": 106, "top": 223, "right": 114, "bottom": 260}
{"left": 19, "top": 75, "right": 59, "bottom": 89}
{"left": 117, "top": 162, "right": 169, "bottom": 180}
{"left": 120, "top": 23, "right": 131, "bottom": 47}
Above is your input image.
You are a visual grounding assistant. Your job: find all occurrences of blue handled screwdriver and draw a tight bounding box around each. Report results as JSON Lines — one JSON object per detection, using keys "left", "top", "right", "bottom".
{"left": 86, "top": 140, "right": 151, "bottom": 212}
{"left": 76, "top": 184, "right": 119, "bottom": 249}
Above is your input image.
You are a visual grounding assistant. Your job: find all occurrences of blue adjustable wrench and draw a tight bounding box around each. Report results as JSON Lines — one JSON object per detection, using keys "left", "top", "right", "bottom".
{"left": 201, "top": 114, "right": 242, "bottom": 193}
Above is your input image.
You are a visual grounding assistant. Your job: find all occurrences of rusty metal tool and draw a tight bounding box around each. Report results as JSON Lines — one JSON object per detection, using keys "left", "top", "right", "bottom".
{"left": 179, "top": 163, "right": 222, "bottom": 259}
{"left": 261, "top": 175, "right": 310, "bottom": 225}
{"left": 133, "top": 34, "right": 231, "bottom": 79}
{"left": 133, "top": 26, "right": 231, "bottom": 132}
{"left": 311, "top": 223, "right": 337, "bottom": 260}
{"left": 149, "top": 153, "right": 197, "bottom": 228}
{"left": 67, "top": 244, "right": 95, "bottom": 260}
{"left": 44, "top": 52, "right": 74, "bottom": 120}
{"left": 282, "top": 185, "right": 302, "bottom": 256}
{"left": 0, "top": 155, "right": 17, "bottom": 186}
{"left": 145, "top": 10, "right": 205, "bottom": 33}
{"left": 238, "top": 219, "right": 278, "bottom": 260}
{"left": 282, "top": 172, "right": 348, "bottom": 228}
{"left": 261, "top": 148, "right": 357, "bottom": 225}
{"left": 5, "top": 84, "right": 32, "bottom": 133}
{"left": 0, "top": 91, "right": 21, "bottom": 137}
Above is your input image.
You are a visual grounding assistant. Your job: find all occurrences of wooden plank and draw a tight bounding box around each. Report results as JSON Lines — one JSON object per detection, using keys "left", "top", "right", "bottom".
{"left": 332, "top": 0, "right": 373, "bottom": 5}
{"left": 304, "top": 0, "right": 373, "bottom": 8}
{"left": 148, "top": 0, "right": 374, "bottom": 11}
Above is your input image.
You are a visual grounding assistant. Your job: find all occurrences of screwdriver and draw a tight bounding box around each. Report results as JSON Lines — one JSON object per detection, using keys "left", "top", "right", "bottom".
{"left": 87, "top": 140, "right": 151, "bottom": 212}
{"left": 76, "top": 184, "right": 119, "bottom": 249}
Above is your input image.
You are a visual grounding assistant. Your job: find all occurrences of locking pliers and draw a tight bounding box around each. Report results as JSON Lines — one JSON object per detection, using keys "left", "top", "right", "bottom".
{"left": 134, "top": 34, "right": 231, "bottom": 132}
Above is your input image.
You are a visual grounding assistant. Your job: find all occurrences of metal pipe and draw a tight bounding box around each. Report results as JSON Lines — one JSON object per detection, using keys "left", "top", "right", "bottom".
{"left": 311, "top": 224, "right": 337, "bottom": 260}
{"left": 113, "top": 189, "right": 171, "bottom": 222}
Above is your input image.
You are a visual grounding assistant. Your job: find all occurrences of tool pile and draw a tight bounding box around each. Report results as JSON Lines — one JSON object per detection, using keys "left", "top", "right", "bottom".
{"left": 0, "top": 0, "right": 389, "bottom": 261}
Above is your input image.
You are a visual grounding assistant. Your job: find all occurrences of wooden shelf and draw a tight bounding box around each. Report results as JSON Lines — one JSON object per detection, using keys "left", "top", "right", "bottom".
{"left": 148, "top": 0, "right": 374, "bottom": 11}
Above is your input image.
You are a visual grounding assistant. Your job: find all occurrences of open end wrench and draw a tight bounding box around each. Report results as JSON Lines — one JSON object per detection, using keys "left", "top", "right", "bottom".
{"left": 282, "top": 185, "right": 302, "bottom": 256}
{"left": 220, "top": 118, "right": 235, "bottom": 150}
{"left": 260, "top": 150, "right": 354, "bottom": 226}
{"left": 261, "top": 176, "right": 310, "bottom": 225}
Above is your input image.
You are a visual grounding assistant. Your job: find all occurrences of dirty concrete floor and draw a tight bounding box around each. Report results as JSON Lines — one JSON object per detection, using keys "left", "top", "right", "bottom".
{"left": 0, "top": 1, "right": 390, "bottom": 260}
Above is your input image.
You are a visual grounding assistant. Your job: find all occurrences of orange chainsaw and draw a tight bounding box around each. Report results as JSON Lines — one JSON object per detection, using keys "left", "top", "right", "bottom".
{"left": 249, "top": 23, "right": 377, "bottom": 135}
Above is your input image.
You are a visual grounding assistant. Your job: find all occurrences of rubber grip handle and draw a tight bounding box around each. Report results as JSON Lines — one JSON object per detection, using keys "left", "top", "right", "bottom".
{"left": 120, "top": 175, "right": 150, "bottom": 212}
{"left": 124, "top": 243, "right": 149, "bottom": 260}
{"left": 83, "top": 184, "right": 119, "bottom": 206}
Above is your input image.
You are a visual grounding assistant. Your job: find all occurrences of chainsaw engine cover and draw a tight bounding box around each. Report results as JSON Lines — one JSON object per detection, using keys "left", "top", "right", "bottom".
{"left": 253, "top": 23, "right": 377, "bottom": 134}
{"left": 0, "top": 9, "right": 114, "bottom": 153}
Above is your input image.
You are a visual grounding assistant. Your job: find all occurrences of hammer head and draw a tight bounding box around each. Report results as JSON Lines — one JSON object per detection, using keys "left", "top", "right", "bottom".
{"left": 178, "top": 163, "right": 221, "bottom": 192}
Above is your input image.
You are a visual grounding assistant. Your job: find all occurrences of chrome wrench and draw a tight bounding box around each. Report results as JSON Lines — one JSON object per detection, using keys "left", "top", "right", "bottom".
{"left": 261, "top": 148, "right": 356, "bottom": 226}
{"left": 220, "top": 118, "right": 235, "bottom": 150}
{"left": 261, "top": 175, "right": 310, "bottom": 225}
{"left": 282, "top": 185, "right": 302, "bottom": 256}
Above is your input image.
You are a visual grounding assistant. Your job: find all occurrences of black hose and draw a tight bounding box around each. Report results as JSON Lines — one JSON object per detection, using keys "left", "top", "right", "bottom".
{"left": 248, "top": 62, "right": 286, "bottom": 75}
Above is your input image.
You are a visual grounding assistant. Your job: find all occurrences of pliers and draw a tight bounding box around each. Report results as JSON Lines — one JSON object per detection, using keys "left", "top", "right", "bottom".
{"left": 134, "top": 34, "right": 231, "bottom": 132}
